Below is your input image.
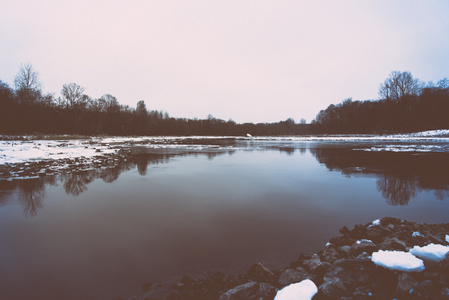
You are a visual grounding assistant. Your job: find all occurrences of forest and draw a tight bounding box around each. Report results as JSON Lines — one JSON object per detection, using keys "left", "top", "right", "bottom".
{"left": 313, "top": 71, "right": 449, "bottom": 133}
{"left": 1, "top": 65, "right": 448, "bottom": 136}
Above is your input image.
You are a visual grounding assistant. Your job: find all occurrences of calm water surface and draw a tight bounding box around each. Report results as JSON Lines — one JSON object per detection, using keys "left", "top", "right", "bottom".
{"left": 0, "top": 139, "right": 448, "bottom": 299}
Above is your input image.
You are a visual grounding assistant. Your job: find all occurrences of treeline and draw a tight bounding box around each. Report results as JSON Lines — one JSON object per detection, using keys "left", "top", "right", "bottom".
{"left": 313, "top": 71, "right": 449, "bottom": 133}
{"left": 0, "top": 64, "right": 309, "bottom": 136}
{"left": 2, "top": 65, "right": 448, "bottom": 136}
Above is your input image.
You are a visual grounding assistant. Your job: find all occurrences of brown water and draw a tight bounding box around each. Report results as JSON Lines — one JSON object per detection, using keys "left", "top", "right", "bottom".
{"left": 0, "top": 140, "right": 448, "bottom": 300}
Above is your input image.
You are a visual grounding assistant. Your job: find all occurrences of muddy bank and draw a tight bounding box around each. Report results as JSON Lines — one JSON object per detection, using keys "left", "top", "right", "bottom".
{"left": 135, "top": 217, "right": 449, "bottom": 300}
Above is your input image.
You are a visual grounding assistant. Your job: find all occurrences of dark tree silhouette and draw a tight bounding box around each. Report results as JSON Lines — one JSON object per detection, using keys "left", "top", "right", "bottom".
{"left": 378, "top": 71, "right": 422, "bottom": 101}
{"left": 14, "top": 63, "right": 42, "bottom": 105}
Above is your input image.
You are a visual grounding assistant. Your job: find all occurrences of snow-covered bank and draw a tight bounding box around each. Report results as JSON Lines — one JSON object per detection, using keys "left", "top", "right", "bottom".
{"left": 1, "top": 130, "right": 449, "bottom": 166}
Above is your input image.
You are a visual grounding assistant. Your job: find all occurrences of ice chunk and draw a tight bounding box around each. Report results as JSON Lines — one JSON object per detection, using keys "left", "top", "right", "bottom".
{"left": 371, "top": 250, "right": 425, "bottom": 272}
{"left": 356, "top": 239, "right": 373, "bottom": 245}
{"left": 370, "top": 219, "right": 381, "bottom": 226}
{"left": 274, "top": 279, "right": 318, "bottom": 300}
{"left": 409, "top": 243, "right": 449, "bottom": 262}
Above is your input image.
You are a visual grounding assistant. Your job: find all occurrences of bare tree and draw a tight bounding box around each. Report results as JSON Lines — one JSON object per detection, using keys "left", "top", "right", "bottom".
{"left": 14, "top": 63, "right": 42, "bottom": 104}
{"left": 61, "top": 83, "right": 86, "bottom": 109}
{"left": 379, "top": 71, "right": 422, "bottom": 101}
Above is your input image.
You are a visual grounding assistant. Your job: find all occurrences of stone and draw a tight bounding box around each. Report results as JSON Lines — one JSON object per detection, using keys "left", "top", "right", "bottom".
{"left": 396, "top": 272, "right": 418, "bottom": 294}
{"left": 278, "top": 267, "right": 314, "bottom": 286}
{"left": 364, "top": 226, "right": 389, "bottom": 242}
{"left": 303, "top": 254, "right": 331, "bottom": 276}
{"left": 219, "top": 282, "right": 277, "bottom": 300}
{"left": 319, "top": 258, "right": 397, "bottom": 298}
{"left": 247, "top": 263, "right": 275, "bottom": 283}
{"left": 350, "top": 240, "right": 379, "bottom": 256}
{"left": 320, "top": 245, "right": 341, "bottom": 263}
{"left": 379, "top": 237, "right": 407, "bottom": 251}
{"left": 409, "top": 280, "right": 438, "bottom": 299}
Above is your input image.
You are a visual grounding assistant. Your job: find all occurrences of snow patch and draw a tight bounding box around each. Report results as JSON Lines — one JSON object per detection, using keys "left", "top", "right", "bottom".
{"left": 409, "top": 244, "right": 449, "bottom": 262}
{"left": 412, "top": 232, "right": 424, "bottom": 238}
{"left": 446, "top": 235, "right": 449, "bottom": 243}
{"left": 274, "top": 279, "right": 318, "bottom": 300}
{"left": 356, "top": 239, "right": 373, "bottom": 245}
{"left": 369, "top": 219, "right": 381, "bottom": 227}
{"left": 371, "top": 250, "right": 425, "bottom": 272}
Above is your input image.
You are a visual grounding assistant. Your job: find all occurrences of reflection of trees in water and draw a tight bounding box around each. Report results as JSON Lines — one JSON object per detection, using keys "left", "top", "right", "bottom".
{"left": 376, "top": 177, "right": 417, "bottom": 206}
{"left": 310, "top": 147, "right": 449, "bottom": 206}
{"left": 4, "top": 151, "right": 231, "bottom": 217}
{"left": 61, "top": 171, "right": 96, "bottom": 196}
{"left": 18, "top": 179, "right": 45, "bottom": 217}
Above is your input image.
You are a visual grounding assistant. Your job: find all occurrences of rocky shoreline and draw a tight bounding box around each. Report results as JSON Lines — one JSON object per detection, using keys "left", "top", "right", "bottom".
{"left": 139, "top": 217, "right": 449, "bottom": 300}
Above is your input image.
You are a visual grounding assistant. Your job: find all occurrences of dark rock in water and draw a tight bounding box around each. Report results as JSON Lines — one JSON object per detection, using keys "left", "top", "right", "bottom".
{"left": 409, "top": 279, "right": 438, "bottom": 299}
{"left": 247, "top": 263, "right": 275, "bottom": 283}
{"left": 277, "top": 267, "right": 314, "bottom": 286}
{"left": 350, "top": 239, "right": 378, "bottom": 256}
{"left": 303, "top": 254, "right": 331, "bottom": 277}
{"left": 364, "top": 225, "right": 391, "bottom": 242}
{"left": 439, "top": 253, "right": 449, "bottom": 275}
{"left": 379, "top": 236, "right": 408, "bottom": 251}
{"left": 396, "top": 272, "right": 418, "bottom": 294}
{"left": 380, "top": 217, "right": 403, "bottom": 226}
{"left": 319, "top": 244, "right": 341, "bottom": 263}
{"left": 218, "top": 282, "right": 277, "bottom": 300}
{"left": 318, "top": 258, "right": 397, "bottom": 299}
{"left": 329, "top": 235, "right": 356, "bottom": 247}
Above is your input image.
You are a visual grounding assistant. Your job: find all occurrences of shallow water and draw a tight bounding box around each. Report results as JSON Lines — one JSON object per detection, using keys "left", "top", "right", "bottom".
{"left": 0, "top": 138, "right": 448, "bottom": 300}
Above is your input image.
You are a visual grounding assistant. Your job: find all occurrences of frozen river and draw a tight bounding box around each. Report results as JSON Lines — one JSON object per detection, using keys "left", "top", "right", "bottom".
{"left": 0, "top": 134, "right": 448, "bottom": 299}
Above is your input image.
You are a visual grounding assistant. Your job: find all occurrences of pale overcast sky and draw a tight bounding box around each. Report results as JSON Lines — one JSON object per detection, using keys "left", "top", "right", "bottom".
{"left": 1, "top": 0, "right": 449, "bottom": 123}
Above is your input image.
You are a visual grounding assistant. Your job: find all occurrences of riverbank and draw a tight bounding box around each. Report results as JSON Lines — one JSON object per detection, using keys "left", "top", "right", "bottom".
{"left": 138, "top": 217, "right": 449, "bottom": 299}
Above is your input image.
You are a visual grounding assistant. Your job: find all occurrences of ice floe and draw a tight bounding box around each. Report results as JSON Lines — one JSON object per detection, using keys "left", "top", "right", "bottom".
{"left": 274, "top": 279, "right": 318, "bottom": 300}
{"left": 371, "top": 250, "right": 425, "bottom": 272}
{"left": 409, "top": 244, "right": 449, "bottom": 262}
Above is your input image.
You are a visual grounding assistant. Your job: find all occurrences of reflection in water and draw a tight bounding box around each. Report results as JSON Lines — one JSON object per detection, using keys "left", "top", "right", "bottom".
{"left": 1, "top": 146, "right": 448, "bottom": 217}
{"left": 0, "top": 151, "right": 230, "bottom": 217}
{"left": 376, "top": 177, "right": 417, "bottom": 206}
{"left": 18, "top": 179, "right": 45, "bottom": 217}
{"left": 310, "top": 148, "right": 449, "bottom": 205}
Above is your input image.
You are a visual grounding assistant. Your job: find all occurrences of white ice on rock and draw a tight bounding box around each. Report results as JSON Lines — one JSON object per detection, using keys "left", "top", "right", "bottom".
{"left": 371, "top": 250, "right": 425, "bottom": 272}
{"left": 409, "top": 244, "right": 449, "bottom": 262}
{"left": 446, "top": 235, "right": 449, "bottom": 243}
{"left": 412, "top": 231, "right": 424, "bottom": 238}
{"left": 274, "top": 279, "right": 318, "bottom": 300}
{"left": 370, "top": 219, "right": 381, "bottom": 226}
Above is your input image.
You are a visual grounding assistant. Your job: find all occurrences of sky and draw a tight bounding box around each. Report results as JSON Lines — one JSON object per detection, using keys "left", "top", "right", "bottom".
{"left": 1, "top": 1, "right": 449, "bottom": 124}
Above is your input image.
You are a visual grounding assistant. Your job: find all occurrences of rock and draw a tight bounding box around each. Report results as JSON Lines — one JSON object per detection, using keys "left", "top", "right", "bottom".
{"left": 380, "top": 217, "right": 403, "bottom": 226}
{"left": 303, "top": 254, "right": 331, "bottom": 276}
{"left": 364, "top": 226, "right": 389, "bottom": 242}
{"left": 320, "top": 245, "right": 341, "bottom": 263}
{"left": 337, "top": 245, "right": 352, "bottom": 258}
{"left": 350, "top": 239, "right": 378, "bottom": 256}
{"left": 396, "top": 272, "right": 418, "bottom": 294}
{"left": 319, "top": 258, "right": 397, "bottom": 298}
{"left": 278, "top": 267, "right": 314, "bottom": 286}
{"left": 247, "top": 263, "right": 275, "bottom": 283}
{"left": 329, "top": 235, "right": 356, "bottom": 247}
{"left": 219, "top": 282, "right": 277, "bottom": 300}
{"left": 409, "top": 280, "right": 438, "bottom": 299}
{"left": 439, "top": 253, "right": 449, "bottom": 274}
{"left": 339, "top": 226, "right": 351, "bottom": 235}
{"left": 379, "top": 236, "right": 407, "bottom": 251}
